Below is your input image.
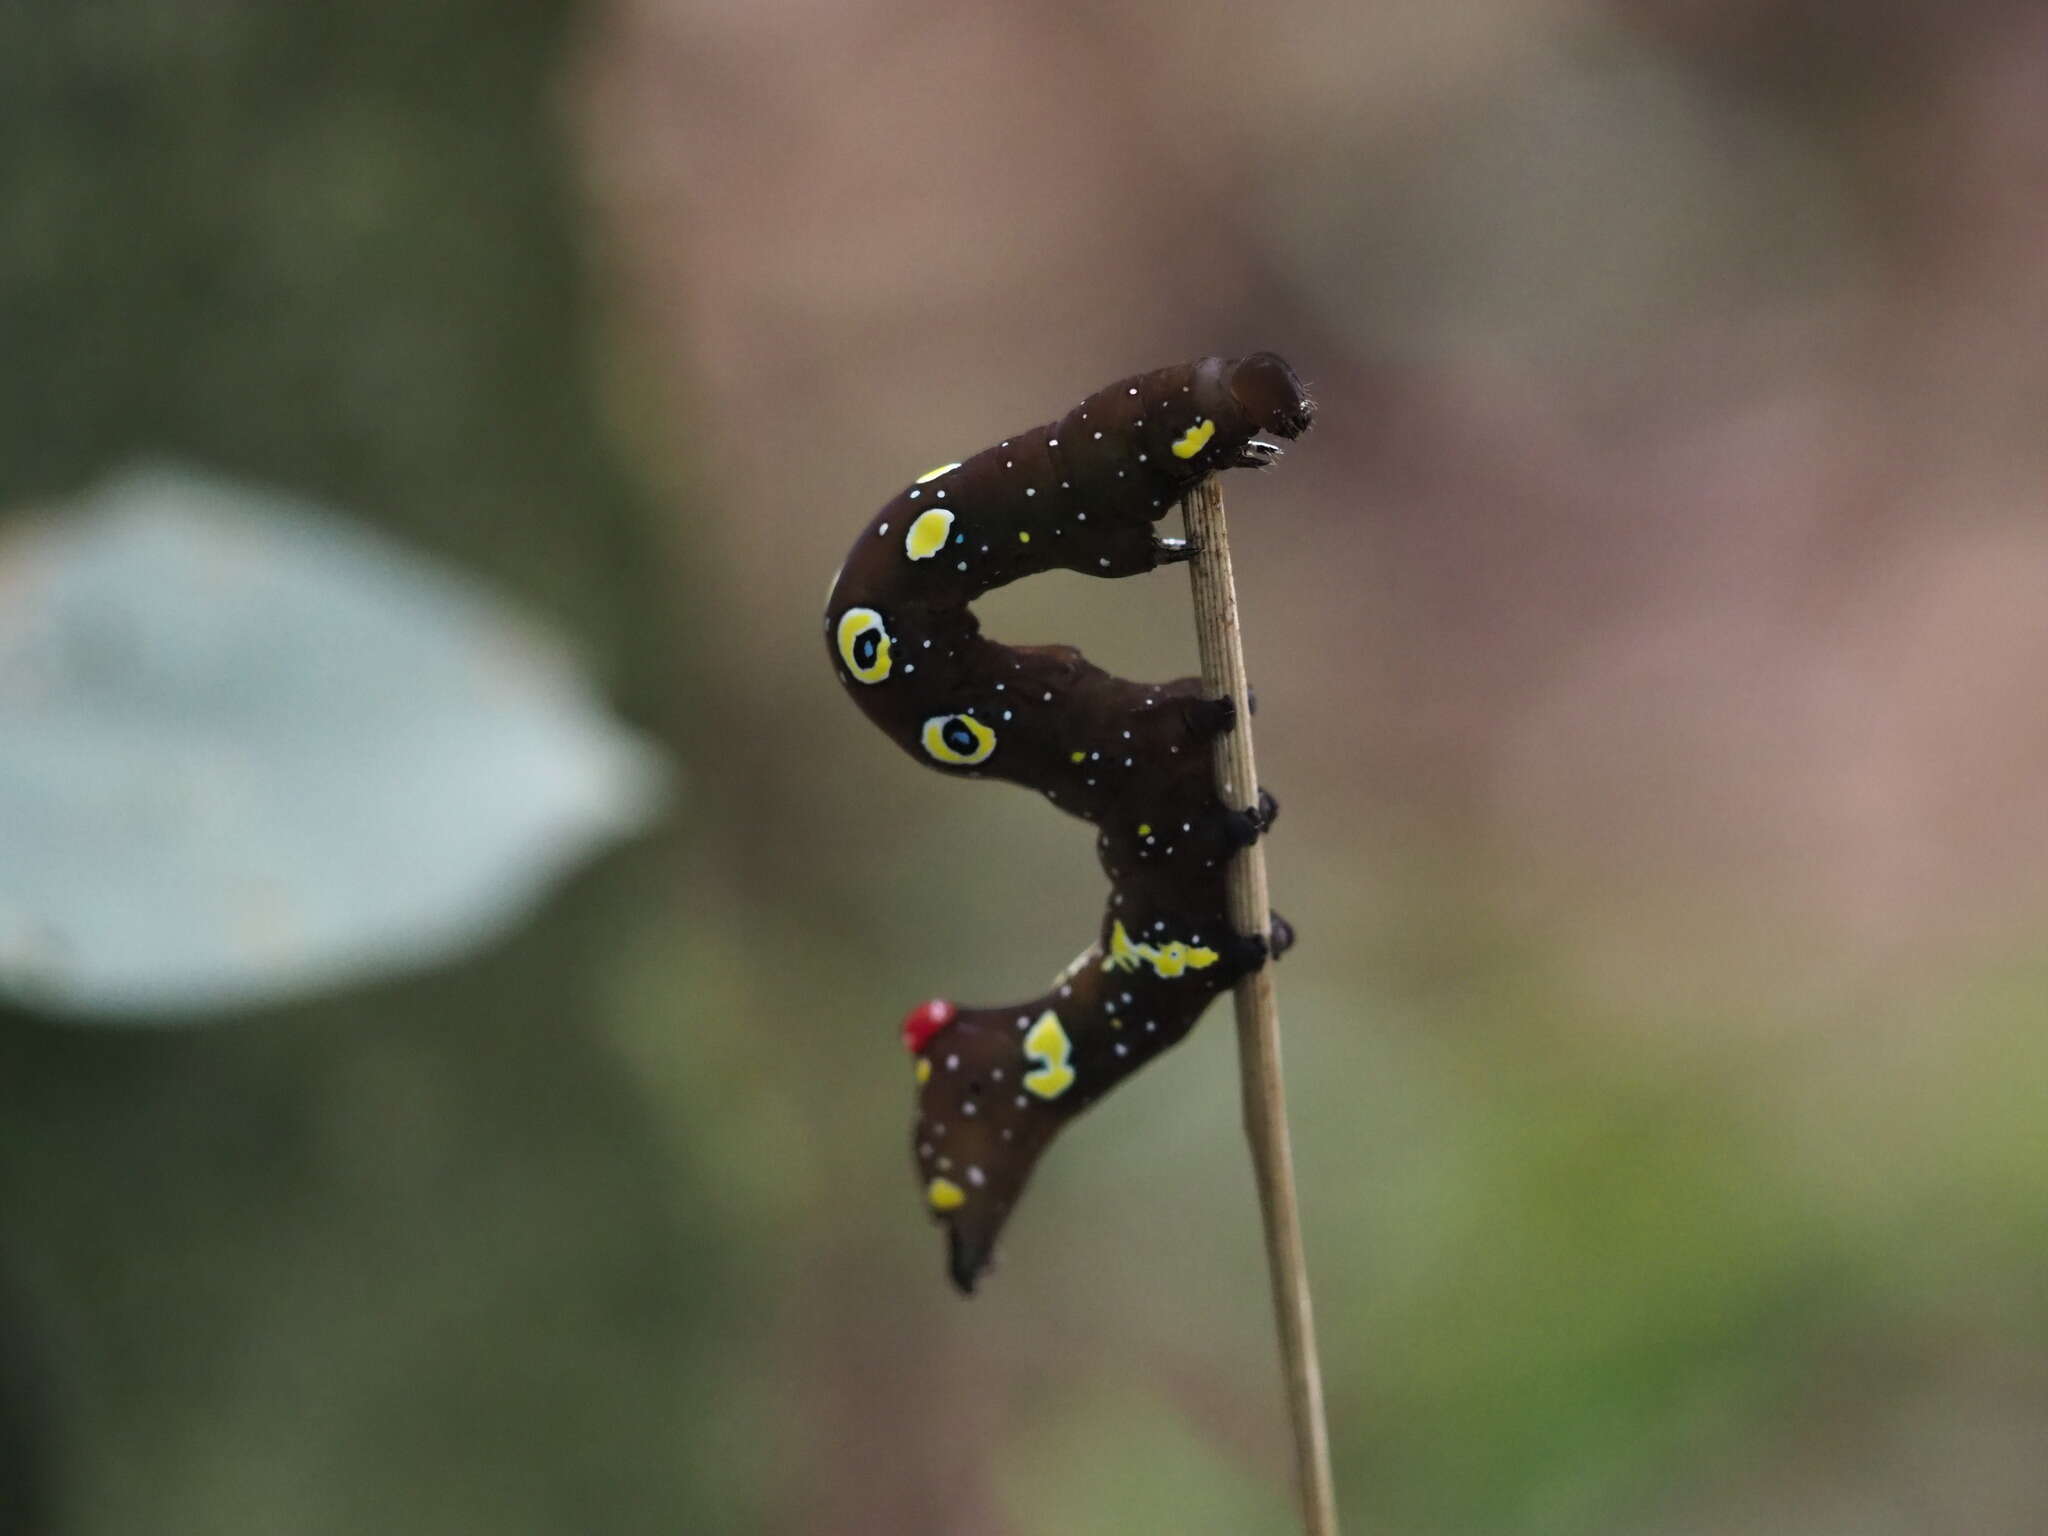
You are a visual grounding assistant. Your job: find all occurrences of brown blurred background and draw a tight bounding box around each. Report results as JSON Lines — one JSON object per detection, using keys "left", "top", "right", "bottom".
{"left": 4, "top": 0, "right": 2047, "bottom": 1532}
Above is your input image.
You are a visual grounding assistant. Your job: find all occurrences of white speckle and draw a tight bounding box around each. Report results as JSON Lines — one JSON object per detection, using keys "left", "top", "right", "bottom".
{"left": 1146, "top": 1020, "right": 1158, "bottom": 1032}
{"left": 878, "top": 521, "right": 890, "bottom": 534}
{"left": 1138, "top": 454, "right": 1148, "bottom": 463}
{"left": 1016, "top": 1096, "right": 1028, "bottom": 1108}
{"left": 992, "top": 1069, "right": 1004, "bottom": 1081}
{"left": 1001, "top": 1128, "right": 1013, "bottom": 1141}
{"left": 1121, "top": 993, "right": 1132, "bottom": 1004}
{"left": 938, "top": 1154, "right": 951, "bottom": 1168}
{"left": 904, "top": 663, "right": 916, "bottom": 673}
{"left": 1115, "top": 1043, "right": 1129, "bottom": 1057}
{"left": 964, "top": 1102, "right": 977, "bottom": 1116}
{"left": 1094, "top": 431, "right": 1103, "bottom": 439}
{"left": 1060, "top": 985, "right": 1072, "bottom": 997}
{"left": 936, "top": 489, "right": 946, "bottom": 499}
{"left": 1122, "top": 731, "right": 1131, "bottom": 739}
{"left": 1025, "top": 488, "right": 1036, "bottom": 497}
{"left": 1128, "top": 387, "right": 1138, "bottom": 395}
{"left": 957, "top": 561, "right": 967, "bottom": 570}
{"left": 1049, "top": 437, "right": 1059, "bottom": 446}
{"left": 946, "top": 1054, "right": 958, "bottom": 1069}
{"left": 1003, "top": 711, "right": 1012, "bottom": 720}
{"left": 1099, "top": 558, "right": 1110, "bottom": 567}
{"left": 909, "top": 490, "right": 920, "bottom": 500}
{"left": 968, "top": 1166, "right": 985, "bottom": 1186}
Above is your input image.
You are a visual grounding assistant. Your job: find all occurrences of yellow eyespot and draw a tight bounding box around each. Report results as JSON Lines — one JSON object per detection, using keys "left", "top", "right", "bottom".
{"left": 905, "top": 508, "right": 954, "bottom": 561}
{"left": 915, "top": 1057, "right": 932, "bottom": 1085}
{"left": 1171, "top": 418, "right": 1216, "bottom": 459}
{"left": 915, "top": 462, "right": 961, "bottom": 484}
{"left": 1022, "top": 1010, "right": 1076, "bottom": 1099}
{"left": 1069, "top": 751, "right": 1085, "bottom": 763}
{"left": 1018, "top": 531, "right": 1031, "bottom": 543}
{"left": 921, "top": 713, "right": 996, "bottom": 766}
{"left": 927, "top": 1176, "right": 966, "bottom": 1211}
{"left": 835, "top": 607, "right": 893, "bottom": 684}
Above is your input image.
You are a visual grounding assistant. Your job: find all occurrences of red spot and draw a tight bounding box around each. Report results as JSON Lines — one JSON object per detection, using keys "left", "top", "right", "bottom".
{"left": 902, "top": 998, "right": 957, "bottom": 1054}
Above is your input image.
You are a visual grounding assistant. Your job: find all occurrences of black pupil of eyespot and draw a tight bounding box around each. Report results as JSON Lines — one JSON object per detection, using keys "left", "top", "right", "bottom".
{"left": 944, "top": 720, "right": 976, "bottom": 754}
{"left": 853, "top": 628, "right": 879, "bottom": 667}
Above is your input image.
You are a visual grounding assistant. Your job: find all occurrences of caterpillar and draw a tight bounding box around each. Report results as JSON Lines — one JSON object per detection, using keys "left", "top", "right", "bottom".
{"left": 825, "top": 354, "right": 1314, "bottom": 1293}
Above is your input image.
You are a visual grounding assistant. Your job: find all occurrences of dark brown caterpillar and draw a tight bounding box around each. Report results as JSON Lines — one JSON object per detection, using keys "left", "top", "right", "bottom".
{"left": 825, "top": 354, "right": 1314, "bottom": 1292}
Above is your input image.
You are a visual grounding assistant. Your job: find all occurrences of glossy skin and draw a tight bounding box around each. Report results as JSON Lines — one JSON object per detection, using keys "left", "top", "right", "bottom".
{"left": 825, "top": 354, "right": 1314, "bottom": 1292}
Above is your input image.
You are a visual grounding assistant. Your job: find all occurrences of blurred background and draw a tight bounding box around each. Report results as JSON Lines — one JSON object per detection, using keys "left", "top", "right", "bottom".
{"left": 5, "top": 0, "right": 2047, "bottom": 1531}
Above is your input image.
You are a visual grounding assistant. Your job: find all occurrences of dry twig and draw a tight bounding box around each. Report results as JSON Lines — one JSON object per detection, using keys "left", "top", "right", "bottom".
{"left": 1183, "top": 474, "right": 1340, "bottom": 1536}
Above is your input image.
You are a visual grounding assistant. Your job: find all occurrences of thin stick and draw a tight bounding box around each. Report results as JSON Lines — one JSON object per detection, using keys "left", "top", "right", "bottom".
{"left": 1183, "top": 474, "right": 1340, "bottom": 1536}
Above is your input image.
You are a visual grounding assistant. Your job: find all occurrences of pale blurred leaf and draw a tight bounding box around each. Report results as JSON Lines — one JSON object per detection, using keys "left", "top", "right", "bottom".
{"left": 0, "top": 465, "right": 671, "bottom": 1020}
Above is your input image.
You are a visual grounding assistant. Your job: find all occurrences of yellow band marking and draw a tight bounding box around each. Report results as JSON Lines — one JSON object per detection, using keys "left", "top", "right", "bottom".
{"left": 1102, "top": 919, "right": 1221, "bottom": 980}
{"left": 927, "top": 1176, "right": 966, "bottom": 1211}
{"left": 1022, "top": 1010, "right": 1076, "bottom": 1099}
{"left": 915, "top": 462, "right": 961, "bottom": 484}
{"left": 1170, "top": 419, "right": 1216, "bottom": 459}
{"left": 915, "top": 1058, "right": 931, "bottom": 1085}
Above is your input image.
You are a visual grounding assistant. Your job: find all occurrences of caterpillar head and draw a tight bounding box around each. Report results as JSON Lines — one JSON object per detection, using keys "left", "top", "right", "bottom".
{"left": 1229, "top": 352, "right": 1317, "bottom": 440}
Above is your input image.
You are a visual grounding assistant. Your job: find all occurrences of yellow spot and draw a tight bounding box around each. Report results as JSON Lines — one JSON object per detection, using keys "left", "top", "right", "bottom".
{"left": 835, "top": 607, "right": 893, "bottom": 684}
{"left": 921, "top": 712, "right": 996, "bottom": 766}
{"left": 1171, "top": 419, "right": 1216, "bottom": 459}
{"left": 1070, "top": 751, "right": 1086, "bottom": 763}
{"left": 1018, "top": 531, "right": 1031, "bottom": 543}
{"left": 915, "top": 462, "right": 961, "bottom": 484}
{"left": 1136, "top": 823, "right": 1151, "bottom": 836}
{"left": 1103, "top": 919, "right": 1220, "bottom": 980}
{"left": 927, "top": 1177, "right": 966, "bottom": 1211}
{"left": 915, "top": 1058, "right": 931, "bottom": 1085}
{"left": 1022, "top": 1010, "right": 1075, "bottom": 1099}
{"left": 905, "top": 509, "right": 954, "bottom": 561}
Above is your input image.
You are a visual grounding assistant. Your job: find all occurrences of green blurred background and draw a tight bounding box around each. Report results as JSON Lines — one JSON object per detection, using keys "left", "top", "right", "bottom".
{"left": 5, "top": 0, "right": 2048, "bottom": 1531}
